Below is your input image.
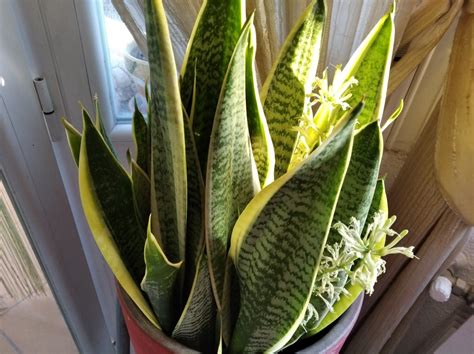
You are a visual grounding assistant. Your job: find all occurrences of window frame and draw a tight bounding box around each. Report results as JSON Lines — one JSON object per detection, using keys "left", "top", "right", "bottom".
{"left": 74, "top": 0, "right": 135, "bottom": 148}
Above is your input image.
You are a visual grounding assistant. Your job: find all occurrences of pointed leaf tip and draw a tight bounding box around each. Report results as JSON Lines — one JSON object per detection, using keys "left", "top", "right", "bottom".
{"left": 141, "top": 217, "right": 182, "bottom": 334}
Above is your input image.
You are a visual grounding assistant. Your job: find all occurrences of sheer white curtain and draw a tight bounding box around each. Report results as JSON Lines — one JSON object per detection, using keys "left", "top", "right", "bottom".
{"left": 112, "top": 0, "right": 401, "bottom": 82}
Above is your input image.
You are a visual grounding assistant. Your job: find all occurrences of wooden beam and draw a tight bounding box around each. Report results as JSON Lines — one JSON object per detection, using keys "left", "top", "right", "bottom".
{"left": 346, "top": 209, "right": 469, "bottom": 353}
{"left": 435, "top": 9, "right": 474, "bottom": 225}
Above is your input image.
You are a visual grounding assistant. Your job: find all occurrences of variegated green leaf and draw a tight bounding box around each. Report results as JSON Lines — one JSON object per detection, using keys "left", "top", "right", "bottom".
{"left": 78, "top": 110, "right": 158, "bottom": 327}
{"left": 261, "top": 0, "right": 325, "bottom": 178}
{"left": 180, "top": 0, "right": 244, "bottom": 170}
{"left": 246, "top": 25, "right": 275, "bottom": 188}
{"left": 228, "top": 105, "right": 361, "bottom": 353}
{"left": 145, "top": 0, "right": 187, "bottom": 263}
{"left": 63, "top": 106, "right": 112, "bottom": 167}
{"left": 291, "top": 7, "right": 394, "bottom": 171}
{"left": 141, "top": 217, "right": 183, "bottom": 334}
{"left": 79, "top": 110, "right": 145, "bottom": 282}
{"left": 205, "top": 17, "right": 260, "bottom": 309}
{"left": 131, "top": 160, "right": 150, "bottom": 229}
{"left": 94, "top": 98, "right": 117, "bottom": 157}
{"left": 338, "top": 8, "right": 395, "bottom": 127}
{"left": 287, "top": 120, "right": 383, "bottom": 345}
{"left": 183, "top": 107, "right": 205, "bottom": 296}
{"left": 62, "top": 118, "right": 81, "bottom": 166}
{"left": 172, "top": 253, "right": 216, "bottom": 351}
{"left": 363, "top": 179, "right": 388, "bottom": 236}
{"left": 314, "top": 179, "right": 388, "bottom": 334}
{"left": 328, "top": 121, "right": 383, "bottom": 245}
{"left": 221, "top": 257, "right": 240, "bottom": 347}
{"left": 132, "top": 99, "right": 149, "bottom": 174}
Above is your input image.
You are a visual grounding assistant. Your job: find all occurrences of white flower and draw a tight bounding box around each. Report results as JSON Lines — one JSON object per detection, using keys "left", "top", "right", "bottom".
{"left": 333, "top": 212, "right": 416, "bottom": 295}
{"left": 310, "top": 66, "right": 358, "bottom": 112}
{"left": 291, "top": 66, "right": 359, "bottom": 166}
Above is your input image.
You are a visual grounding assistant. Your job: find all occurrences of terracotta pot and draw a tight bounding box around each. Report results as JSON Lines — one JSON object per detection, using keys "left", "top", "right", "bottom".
{"left": 117, "top": 285, "right": 363, "bottom": 354}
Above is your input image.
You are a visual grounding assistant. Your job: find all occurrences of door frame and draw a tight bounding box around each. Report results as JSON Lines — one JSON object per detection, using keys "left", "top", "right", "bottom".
{"left": 1, "top": 1, "right": 116, "bottom": 352}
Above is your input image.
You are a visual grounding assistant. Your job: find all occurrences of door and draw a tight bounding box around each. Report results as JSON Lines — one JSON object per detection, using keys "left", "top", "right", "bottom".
{"left": 0, "top": 170, "right": 77, "bottom": 353}
{"left": 0, "top": 1, "right": 115, "bottom": 352}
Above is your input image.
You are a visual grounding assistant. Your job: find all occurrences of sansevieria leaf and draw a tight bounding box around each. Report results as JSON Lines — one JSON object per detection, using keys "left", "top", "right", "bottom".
{"left": 291, "top": 7, "right": 394, "bottom": 170}
{"left": 141, "top": 217, "right": 183, "bottom": 334}
{"left": 62, "top": 118, "right": 81, "bottom": 166}
{"left": 145, "top": 0, "right": 187, "bottom": 263}
{"left": 288, "top": 120, "right": 383, "bottom": 344}
{"left": 132, "top": 99, "right": 149, "bottom": 174}
{"left": 261, "top": 0, "right": 326, "bottom": 178}
{"left": 337, "top": 8, "right": 395, "bottom": 127}
{"left": 131, "top": 160, "right": 150, "bottom": 230}
{"left": 172, "top": 252, "right": 216, "bottom": 352}
{"left": 246, "top": 25, "right": 275, "bottom": 188}
{"left": 314, "top": 179, "right": 388, "bottom": 334}
{"left": 327, "top": 121, "right": 383, "bottom": 254}
{"left": 180, "top": 0, "right": 244, "bottom": 170}
{"left": 229, "top": 104, "right": 362, "bottom": 353}
{"left": 79, "top": 110, "right": 145, "bottom": 282}
{"left": 78, "top": 110, "right": 158, "bottom": 327}
{"left": 183, "top": 107, "right": 205, "bottom": 296}
{"left": 94, "top": 98, "right": 117, "bottom": 158}
{"left": 205, "top": 17, "right": 260, "bottom": 308}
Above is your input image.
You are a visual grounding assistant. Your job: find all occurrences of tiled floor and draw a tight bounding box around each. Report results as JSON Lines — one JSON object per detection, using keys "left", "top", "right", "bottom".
{"left": 0, "top": 288, "right": 78, "bottom": 354}
{"left": 1, "top": 178, "right": 78, "bottom": 354}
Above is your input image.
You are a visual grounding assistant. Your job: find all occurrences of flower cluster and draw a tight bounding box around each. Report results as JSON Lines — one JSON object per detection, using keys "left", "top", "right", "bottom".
{"left": 312, "top": 212, "right": 415, "bottom": 317}
{"left": 291, "top": 66, "right": 359, "bottom": 168}
{"left": 311, "top": 66, "right": 358, "bottom": 112}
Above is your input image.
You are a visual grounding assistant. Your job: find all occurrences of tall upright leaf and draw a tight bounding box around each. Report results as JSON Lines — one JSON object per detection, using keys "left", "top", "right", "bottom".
{"left": 260, "top": 0, "right": 326, "bottom": 178}
{"left": 291, "top": 8, "right": 395, "bottom": 169}
{"left": 94, "top": 98, "right": 117, "bottom": 157}
{"left": 175, "top": 104, "right": 217, "bottom": 348}
{"left": 132, "top": 99, "right": 149, "bottom": 174}
{"left": 287, "top": 120, "right": 383, "bottom": 344}
{"left": 131, "top": 160, "right": 150, "bottom": 229}
{"left": 336, "top": 8, "right": 395, "bottom": 126}
{"left": 205, "top": 18, "right": 260, "bottom": 309}
{"left": 172, "top": 253, "right": 217, "bottom": 352}
{"left": 78, "top": 111, "right": 158, "bottom": 327}
{"left": 183, "top": 107, "right": 205, "bottom": 296}
{"left": 229, "top": 105, "right": 361, "bottom": 353}
{"left": 180, "top": 0, "right": 244, "bottom": 170}
{"left": 145, "top": 0, "right": 187, "bottom": 263}
{"left": 80, "top": 111, "right": 145, "bottom": 282}
{"left": 246, "top": 25, "right": 275, "bottom": 187}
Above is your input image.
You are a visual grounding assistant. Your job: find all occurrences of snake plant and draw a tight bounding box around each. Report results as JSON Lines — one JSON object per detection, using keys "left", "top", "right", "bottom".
{"left": 64, "top": 0, "right": 415, "bottom": 352}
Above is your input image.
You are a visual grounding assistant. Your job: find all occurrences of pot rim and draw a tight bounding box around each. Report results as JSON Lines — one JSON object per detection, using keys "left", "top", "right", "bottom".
{"left": 117, "top": 284, "right": 196, "bottom": 353}
{"left": 117, "top": 285, "right": 363, "bottom": 353}
{"left": 294, "top": 294, "right": 363, "bottom": 353}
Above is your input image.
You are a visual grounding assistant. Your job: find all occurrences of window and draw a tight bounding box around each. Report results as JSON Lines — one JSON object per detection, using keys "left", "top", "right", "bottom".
{"left": 98, "top": 0, "right": 148, "bottom": 122}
